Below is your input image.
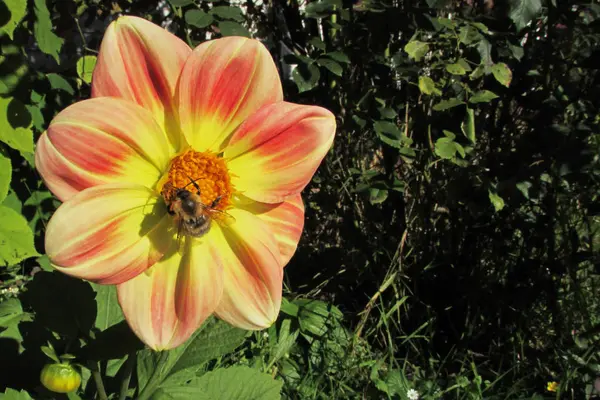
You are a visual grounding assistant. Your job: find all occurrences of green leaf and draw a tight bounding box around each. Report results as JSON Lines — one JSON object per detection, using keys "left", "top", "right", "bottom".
{"left": 169, "top": 317, "right": 247, "bottom": 376}
{"left": 156, "top": 366, "right": 283, "bottom": 400}
{"left": 33, "top": 0, "right": 64, "bottom": 64}
{"left": 185, "top": 10, "right": 214, "bottom": 28}
{"left": 316, "top": 58, "right": 342, "bottom": 76}
{"left": 369, "top": 188, "right": 388, "bottom": 204}
{"left": 296, "top": 299, "right": 343, "bottom": 338}
{"left": 218, "top": 21, "right": 250, "bottom": 37}
{"left": 308, "top": 37, "right": 326, "bottom": 51}
{"left": 446, "top": 63, "right": 466, "bottom": 75}
{"left": 491, "top": 63, "right": 512, "bottom": 87}
{"left": 0, "top": 205, "right": 39, "bottom": 266}
{"left": 137, "top": 317, "right": 247, "bottom": 396}
{"left": 0, "top": 150, "right": 11, "bottom": 203}
{"left": 404, "top": 40, "right": 429, "bottom": 62}
{"left": 0, "top": 388, "right": 34, "bottom": 400}
{"left": 488, "top": 190, "right": 505, "bottom": 212}
{"left": 91, "top": 283, "right": 124, "bottom": 331}
{"left": 469, "top": 90, "right": 498, "bottom": 103}
{"left": 435, "top": 137, "right": 459, "bottom": 159}
{"left": 461, "top": 107, "right": 476, "bottom": 144}
{"left": 169, "top": 0, "right": 195, "bottom": 6}
{"left": 509, "top": 0, "right": 542, "bottom": 31}
{"left": 0, "top": 297, "right": 28, "bottom": 347}
{"left": 325, "top": 51, "right": 350, "bottom": 64}
{"left": 0, "top": 97, "right": 34, "bottom": 156}
{"left": 0, "top": 0, "right": 27, "bottom": 39}
{"left": 432, "top": 98, "right": 465, "bottom": 111}
{"left": 210, "top": 6, "right": 244, "bottom": 22}
{"left": 47, "top": 73, "right": 74, "bottom": 94}
{"left": 418, "top": 76, "right": 441, "bottom": 96}
{"left": 76, "top": 55, "right": 97, "bottom": 84}
{"left": 458, "top": 25, "right": 482, "bottom": 45}
{"left": 0, "top": 42, "right": 28, "bottom": 96}
{"left": 292, "top": 62, "right": 320, "bottom": 93}
{"left": 477, "top": 39, "right": 492, "bottom": 66}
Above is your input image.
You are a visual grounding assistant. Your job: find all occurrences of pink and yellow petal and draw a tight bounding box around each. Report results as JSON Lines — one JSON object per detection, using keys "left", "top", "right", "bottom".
{"left": 35, "top": 97, "right": 172, "bottom": 202}
{"left": 117, "top": 236, "right": 224, "bottom": 350}
{"left": 224, "top": 102, "right": 336, "bottom": 203}
{"left": 46, "top": 184, "right": 173, "bottom": 285}
{"left": 177, "top": 36, "right": 283, "bottom": 152}
{"left": 213, "top": 208, "right": 283, "bottom": 330}
{"left": 236, "top": 195, "right": 305, "bottom": 266}
{"left": 92, "top": 16, "right": 191, "bottom": 150}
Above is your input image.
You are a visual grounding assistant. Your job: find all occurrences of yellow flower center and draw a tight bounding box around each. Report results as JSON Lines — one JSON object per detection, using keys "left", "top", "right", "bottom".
{"left": 160, "top": 150, "right": 234, "bottom": 212}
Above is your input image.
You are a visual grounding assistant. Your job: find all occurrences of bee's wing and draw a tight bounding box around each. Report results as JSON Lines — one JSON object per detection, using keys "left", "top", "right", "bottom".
{"left": 209, "top": 209, "right": 236, "bottom": 226}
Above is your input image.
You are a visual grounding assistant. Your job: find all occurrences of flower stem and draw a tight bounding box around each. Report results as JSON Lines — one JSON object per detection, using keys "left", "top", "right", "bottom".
{"left": 90, "top": 363, "right": 108, "bottom": 400}
{"left": 118, "top": 352, "right": 136, "bottom": 400}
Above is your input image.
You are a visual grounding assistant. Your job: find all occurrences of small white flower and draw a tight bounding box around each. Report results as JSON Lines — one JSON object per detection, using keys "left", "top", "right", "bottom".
{"left": 262, "top": 332, "right": 269, "bottom": 339}
{"left": 407, "top": 389, "right": 420, "bottom": 400}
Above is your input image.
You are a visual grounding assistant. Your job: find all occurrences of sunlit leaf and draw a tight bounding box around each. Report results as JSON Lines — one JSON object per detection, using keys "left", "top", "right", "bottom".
{"left": 0, "top": 205, "right": 39, "bottom": 266}
{"left": 418, "top": 76, "right": 441, "bottom": 95}
{"left": 469, "top": 90, "right": 498, "bottom": 103}
{"left": 433, "top": 98, "right": 465, "bottom": 111}
{"left": 0, "top": 150, "right": 11, "bottom": 203}
{"left": 488, "top": 190, "right": 505, "bottom": 212}
{"left": 33, "top": 0, "right": 64, "bottom": 64}
{"left": 76, "top": 55, "right": 97, "bottom": 84}
{"left": 404, "top": 40, "right": 429, "bottom": 62}
{"left": 292, "top": 62, "right": 320, "bottom": 93}
{"left": 0, "top": 0, "right": 27, "bottom": 39}
{"left": 491, "top": 63, "right": 512, "bottom": 87}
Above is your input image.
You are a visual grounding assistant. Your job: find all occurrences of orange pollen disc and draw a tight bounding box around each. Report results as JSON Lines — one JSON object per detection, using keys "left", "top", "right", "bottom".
{"left": 161, "top": 150, "right": 234, "bottom": 212}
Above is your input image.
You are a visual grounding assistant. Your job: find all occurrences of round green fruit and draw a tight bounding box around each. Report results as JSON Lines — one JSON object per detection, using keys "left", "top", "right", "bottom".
{"left": 40, "top": 363, "right": 81, "bottom": 393}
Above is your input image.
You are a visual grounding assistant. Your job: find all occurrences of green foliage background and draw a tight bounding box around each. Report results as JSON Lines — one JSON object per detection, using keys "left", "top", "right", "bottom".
{"left": 1, "top": 0, "right": 600, "bottom": 399}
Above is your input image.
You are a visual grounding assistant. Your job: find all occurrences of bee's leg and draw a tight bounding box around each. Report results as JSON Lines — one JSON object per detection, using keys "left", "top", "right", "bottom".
{"left": 210, "top": 196, "right": 222, "bottom": 208}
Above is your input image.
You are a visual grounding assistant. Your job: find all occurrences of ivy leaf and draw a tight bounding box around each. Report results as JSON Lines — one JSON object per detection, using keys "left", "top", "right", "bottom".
{"left": 47, "top": 73, "right": 74, "bottom": 94}
{"left": 491, "top": 63, "right": 512, "bottom": 87}
{"left": 33, "top": 0, "right": 64, "bottom": 64}
{"left": 418, "top": 76, "right": 441, "bottom": 96}
{"left": 218, "top": 21, "right": 250, "bottom": 37}
{"left": 435, "top": 137, "right": 459, "bottom": 159}
{"left": 509, "top": 0, "right": 542, "bottom": 31}
{"left": 446, "top": 63, "right": 466, "bottom": 75}
{"left": 155, "top": 366, "right": 283, "bottom": 400}
{"left": 488, "top": 190, "right": 505, "bottom": 212}
{"left": 0, "top": 150, "right": 11, "bottom": 203}
{"left": 404, "top": 40, "right": 429, "bottom": 62}
{"left": 210, "top": 6, "right": 244, "bottom": 22}
{"left": 0, "top": 97, "right": 34, "bottom": 157}
{"left": 0, "top": 0, "right": 27, "bottom": 39}
{"left": 326, "top": 51, "right": 350, "bottom": 64}
{"left": 185, "top": 10, "right": 214, "bottom": 28}
{"left": 292, "top": 62, "right": 320, "bottom": 93}
{"left": 432, "top": 98, "right": 465, "bottom": 111}
{"left": 76, "top": 55, "right": 97, "bottom": 84}
{"left": 469, "top": 90, "right": 498, "bottom": 103}
{"left": 316, "top": 58, "right": 343, "bottom": 76}
{"left": 0, "top": 205, "right": 39, "bottom": 266}
{"left": 169, "top": 0, "right": 194, "bottom": 6}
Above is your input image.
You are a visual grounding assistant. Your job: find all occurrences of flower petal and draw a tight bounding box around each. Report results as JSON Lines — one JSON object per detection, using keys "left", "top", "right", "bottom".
{"left": 177, "top": 36, "right": 283, "bottom": 152}
{"left": 214, "top": 208, "right": 283, "bottom": 330}
{"left": 35, "top": 97, "right": 172, "bottom": 202}
{"left": 117, "top": 236, "right": 224, "bottom": 350}
{"left": 92, "top": 16, "right": 191, "bottom": 149}
{"left": 224, "top": 102, "right": 336, "bottom": 203}
{"left": 237, "top": 195, "right": 304, "bottom": 266}
{"left": 46, "top": 184, "right": 173, "bottom": 285}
